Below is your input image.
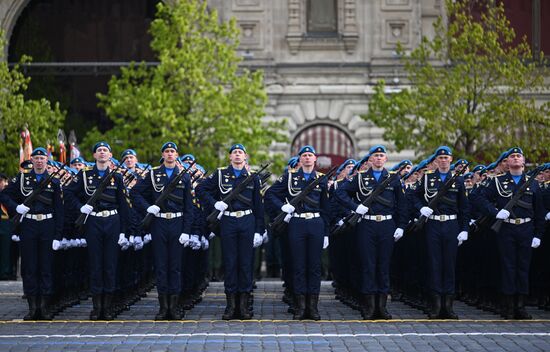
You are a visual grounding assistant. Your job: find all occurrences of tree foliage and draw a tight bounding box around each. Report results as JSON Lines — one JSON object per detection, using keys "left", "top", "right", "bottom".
{"left": 365, "top": 0, "right": 550, "bottom": 162}
{"left": 0, "top": 32, "right": 65, "bottom": 176}
{"left": 86, "top": 0, "right": 286, "bottom": 170}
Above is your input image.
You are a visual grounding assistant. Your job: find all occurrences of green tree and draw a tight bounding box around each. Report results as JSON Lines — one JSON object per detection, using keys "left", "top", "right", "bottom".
{"left": 0, "top": 32, "right": 65, "bottom": 176}
{"left": 365, "top": 0, "right": 550, "bottom": 163}
{"left": 86, "top": 0, "right": 286, "bottom": 170}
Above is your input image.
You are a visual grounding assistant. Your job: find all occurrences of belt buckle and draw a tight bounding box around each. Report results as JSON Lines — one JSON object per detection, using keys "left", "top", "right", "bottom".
{"left": 36, "top": 214, "right": 43, "bottom": 221}
{"left": 102, "top": 210, "right": 109, "bottom": 217}
{"left": 439, "top": 215, "right": 445, "bottom": 221}
{"left": 166, "top": 213, "right": 173, "bottom": 219}
{"left": 376, "top": 215, "right": 382, "bottom": 222}
{"left": 236, "top": 211, "right": 243, "bottom": 218}
{"left": 515, "top": 219, "right": 521, "bottom": 225}
{"left": 305, "top": 213, "right": 313, "bottom": 219}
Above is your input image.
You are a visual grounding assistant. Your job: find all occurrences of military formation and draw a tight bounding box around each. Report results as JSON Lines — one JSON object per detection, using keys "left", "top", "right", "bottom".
{"left": 0, "top": 141, "right": 549, "bottom": 322}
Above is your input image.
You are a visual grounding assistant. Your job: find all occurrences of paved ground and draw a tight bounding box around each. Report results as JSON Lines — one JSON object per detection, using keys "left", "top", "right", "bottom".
{"left": 0, "top": 280, "right": 549, "bottom": 351}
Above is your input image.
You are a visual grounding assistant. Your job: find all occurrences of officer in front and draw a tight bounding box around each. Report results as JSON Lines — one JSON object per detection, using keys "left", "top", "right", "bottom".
{"left": 0, "top": 147, "right": 63, "bottom": 320}
{"left": 413, "top": 146, "right": 470, "bottom": 319}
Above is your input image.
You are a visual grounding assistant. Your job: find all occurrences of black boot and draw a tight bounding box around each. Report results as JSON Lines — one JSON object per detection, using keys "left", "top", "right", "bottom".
{"left": 90, "top": 294, "right": 103, "bottom": 320}
{"left": 39, "top": 295, "right": 54, "bottom": 320}
{"left": 360, "top": 294, "right": 376, "bottom": 320}
{"left": 239, "top": 292, "right": 252, "bottom": 320}
{"left": 307, "top": 294, "right": 321, "bottom": 321}
{"left": 501, "top": 295, "right": 515, "bottom": 319}
{"left": 222, "top": 293, "right": 237, "bottom": 320}
{"left": 428, "top": 293, "right": 441, "bottom": 319}
{"left": 155, "top": 294, "right": 169, "bottom": 320}
{"left": 443, "top": 295, "right": 458, "bottom": 319}
{"left": 515, "top": 294, "right": 532, "bottom": 320}
{"left": 23, "top": 296, "right": 39, "bottom": 321}
{"left": 292, "top": 295, "right": 306, "bottom": 320}
{"left": 103, "top": 294, "right": 114, "bottom": 320}
{"left": 169, "top": 295, "right": 184, "bottom": 320}
{"left": 376, "top": 293, "right": 392, "bottom": 320}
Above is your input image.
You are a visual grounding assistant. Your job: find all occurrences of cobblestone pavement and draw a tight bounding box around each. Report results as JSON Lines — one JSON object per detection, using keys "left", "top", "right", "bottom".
{"left": 0, "top": 280, "right": 549, "bottom": 351}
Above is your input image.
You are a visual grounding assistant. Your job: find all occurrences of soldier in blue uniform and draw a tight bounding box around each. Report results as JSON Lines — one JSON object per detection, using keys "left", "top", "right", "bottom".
{"left": 335, "top": 145, "right": 407, "bottom": 319}
{"left": 65, "top": 141, "right": 130, "bottom": 320}
{"left": 413, "top": 146, "right": 470, "bottom": 319}
{"left": 0, "top": 147, "right": 63, "bottom": 320}
{"left": 474, "top": 147, "right": 545, "bottom": 319}
{"left": 265, "top": 145, "right": 330, "bottom": 320}
{"left": 131, "top": 142, "right": 193, "bottom": 320}
{"left": 196, "top": 144, "right": 264, "bottom": 320}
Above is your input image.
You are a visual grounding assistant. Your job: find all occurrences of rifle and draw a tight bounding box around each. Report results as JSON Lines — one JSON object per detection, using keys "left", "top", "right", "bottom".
{"left": 11, "top": 160, "right": 70, "bottom": 228}
{"left": 205, "top": 164, "right": 270, "bottom": 228}
{"left": 139, "top": 161, "right": 198, "bottom": 231}
{"left": 74, "top": 163, "right": 124, "bottom": 231}
{"left": 192, "top": 170, "right": 207, "bottom": 184}
{"left": 410, "top": 162, "right": 470, "bottom": 232}
{"left": 490, "top": 165, "right": 544, "bottom": 233}
{"left": 123, "top": 164, "right": 151, "bottom": 187}
{"left": 330, "top": 164, "right": 407, "bottom": 237}
{"left": 269, "top": 165, "right": 338, "bottom": 235}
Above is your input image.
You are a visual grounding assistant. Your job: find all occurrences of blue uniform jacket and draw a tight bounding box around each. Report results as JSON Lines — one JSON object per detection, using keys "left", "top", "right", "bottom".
{"left": 413, "top": 170, "right": 470, "bottom": 232}
{"left": 475, "top": 172, "right": 545, "bottom": 237}
{"left": 1, "top": 170, "right": 64, "bottom": 239}
{"left": 130, "top": 165, "right": 193, "bottom": 235}
{"left": 329, "top": 178, "right": 353, "bottom": 226}
{"left": 64, "top": 166, "right": 130, "bottom": 234}
{"left": 264, "top": 168, "right": 330, "bottom": 233}
{"left": 334, "top": 168, "right": 408, "bottom": 229}
{"left": 196, "top": 165, "right": 264, "bottom": 234}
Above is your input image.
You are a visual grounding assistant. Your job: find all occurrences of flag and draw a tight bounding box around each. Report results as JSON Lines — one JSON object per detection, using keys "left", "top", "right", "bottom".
{"left": 57, "top": 129, "right": 67, "bottom": 164}
{"left": 19, "top": 127, "right": 33, "bottom": 169}
{"left": 68, "top": 130, "right": 80, "bottom": 161}
{"left": 47, "top": 142, "right": 55, "bottom": 160}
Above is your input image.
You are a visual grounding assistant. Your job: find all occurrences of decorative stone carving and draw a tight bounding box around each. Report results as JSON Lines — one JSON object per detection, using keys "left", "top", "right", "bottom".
{"left": 383, "top": 19, "right": 410, "bottom": 48}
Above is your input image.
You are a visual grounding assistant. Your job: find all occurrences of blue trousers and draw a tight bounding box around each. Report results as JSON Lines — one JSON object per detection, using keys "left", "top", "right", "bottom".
{"left": 425, "top": 219, "right": 459, "bottom": 294}
{"left": 220, "top": 214, "right": 254, "bottom": 293}
{"left": 151, "top": 217, "right": 183, "bottom": 295}
{"left": 496, "top": 223, "right": 533, "bottom": 295}
{"left": 86, "top": 215, "right": 120, "bottom": 294}
{"left": 356, "top": 219, "right": 395, "bottom": 294}
{"left": 288, "top": 217, "right": 324, "bottom": 295}
{"left": 20, "top": 218, "right": 54, "bottom": 295}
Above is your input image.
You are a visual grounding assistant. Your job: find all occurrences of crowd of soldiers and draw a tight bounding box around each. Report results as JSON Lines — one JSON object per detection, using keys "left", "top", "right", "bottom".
{"left": 0, "top": 140, "right": 548, "bottom": 322}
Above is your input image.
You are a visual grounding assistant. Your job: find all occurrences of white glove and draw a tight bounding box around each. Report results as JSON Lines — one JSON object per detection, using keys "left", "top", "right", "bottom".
{"left": 355, "top": 204, "right": 369, "bottom": 215}
{"left": 201, "top": 236, "right": 209, "bottom": 250}
{"left": 80, "top": 238, "right": 87, "bottom": 247}
{"left": 420, "top": 206, "right": 434, "bottom": 217}
{"left": 190, "top": 235, "right": 201, "bottom": 250}
{"left": 253, "top": 233, "right": 263, "bottom": 248}
{"left": 208, "top": 232, "right": 216, "bottom": 240}
{"left": 457, "top": 231, "right": 468, "bottom": 246}
{"left": 469, "top": 219, "right": 476, "bottom": 226}
{"left": 146, "top": 205, "right": 161, "bottom": 215}
{"left": 52, "top": 240, "right": 61, "bottom": 251}
{"left": 69, "top": 239, "right": 77, "bottom": 248}
{"left": 284, "top": 214, "right": 292, "bottom": 223}
{"left": 545, "top": 212, "right": 550, "bottom": 221}
{"left": 143, "top": 234, "right": 152, "bottom": 244}
{"left": 532, "top": 237, "right": 541, "bottom": 248}
{"left": 11, "top": 235, "right": 20, "bottom": 242}
{"left": 16, "top": 204, "right": 30, "bottom": 215}
{"left": 134, "top": 236, "right": 143, "bottom": 246}
{"left": 323, "top": 236, "right": 329, "bottom": 249}
{"left": 74, "top": 238, "right": 82, "bottom": 247}
{"left": 495, "top": 209, "right": 510, "bottom": 220}
{"left": 262, "top": 230, "right": 269, "bottom": 244}
{"left": 214, "top": 201, "right": 229, "bottom": 212}
{"left": 393, "top": 228, "right": 404, "bottom": 242}
{"left": 179, "top": 233, "right": 190, "bottom": 246}
{"left": 281, "top": 203, "right": 295, "bottom": 214}
{"left": 337, "top": 219, "right": 344, "bottom": 227}
{"left": 80, "top": 204, "right": 93, "bottom": 215}
{"left": 128, "top": 235, "right": 135, "bottom": 246}
{"left": 61, "top": 238, "right": 69, "bottom": 250}
{"left": 118, "top": 233, "right": 129, "bottom": 247}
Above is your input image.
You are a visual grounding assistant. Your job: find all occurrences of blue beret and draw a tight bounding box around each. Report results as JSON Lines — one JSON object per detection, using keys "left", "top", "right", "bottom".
{"left": 121, "top": 149, "right": 137, "bottom": 160}
{"left": 229, "top": 144, "right": 247, "bottom": 154}
{"left": 337, "top": 159, "right": 357, "bottom": 174}
{"left": 417, "top": 159, "right": 429, "bottom": 170}
{"left": 92, "top": 141, "right": 111, "bottom": 153}
{"left": 495, "top": 151, "right": 509, "bottom": 164}
{"left": 542, "top": 162, "right": 550, "bottom": 171}
{"left": 110, "top": 157, "right": 120, "bottom": 166}
{"left": 31, "top": 147, "right": 48, "bottom": 157}
{"left": 298, "top": 145, "right": 316, "bottom": 155}
{"left": 451, "top": 159, "right": 468, "bottom": 170}
{"left": 507, "top": 147, "right": 523, "bottom": 156}
{"left": 426, "top": 154, "right": 436, "bottom": 164}
{"left": 368, "top": 145, "right": 387, "bottom": 154}
{"left": 70, "top": 157, "right": 85, "bottom": 164}
{"left": 391, "top": 159, "right": 412, "bottom": 171}
{"left": 464, "top": 172, "right": 474, "bottom": 180}
{"left": 161, "top": 142, "right": 178, "bottom": 152}
{"left": 434, "top": 146, "right": 452, "bottom": 157}
{"left": 195, "top": 164, "right": 206, "bottom": 174}
{"left": 486, "top": 162, "right": 497, "bottom": 171}
{"left": 180, "top": 154, "right": 195, "bottom": 162}
{"left": 287, "top": 156, "right": 299, "bottom": 168}
{"left": 472, "top": 165, "right": 485, "bottom": 173}
{"left": 47, "top": 160, "right": 57, "bottom": 167}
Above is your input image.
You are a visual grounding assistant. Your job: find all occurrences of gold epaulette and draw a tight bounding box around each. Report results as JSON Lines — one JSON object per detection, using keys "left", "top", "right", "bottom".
{"left": 218, "top": 167, "right": 225, "bottom": 170}
{"left": 84, "top": 166, "right": 93, "bottom": 171}
{"left": 317, "top": 171, "right": 325, "bottom": 177}
{"left": 389, "top": 170, "right": 397, "bottom": 175}
{"left": 152, "top": 166, "right": 161, "bottom": 170}
{"left": 496, "top": 173, "right": 506, "bottom": 177}
{"left": 22, "top": 169, "right": 31, "bottom": 174}
{"left": 425, "top": 170, "right": 435, "bottom": 174}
